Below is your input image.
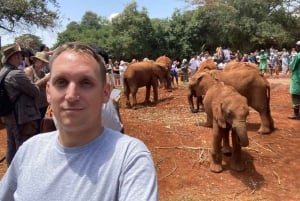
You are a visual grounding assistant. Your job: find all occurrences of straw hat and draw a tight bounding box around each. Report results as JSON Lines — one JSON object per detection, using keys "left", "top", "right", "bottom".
{"left": 1, "top": 44, "right": 24, "bottom": 64}
{"left": 33, "top": 52, "right": 49, "bottom": 63}
{"left": 120, "top": 60, "right": 127, "bottom": 66}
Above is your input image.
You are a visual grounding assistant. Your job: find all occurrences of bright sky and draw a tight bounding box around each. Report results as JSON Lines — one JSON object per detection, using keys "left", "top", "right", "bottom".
{"left": 1, "top": 0, "right": 191, "bottom": 47}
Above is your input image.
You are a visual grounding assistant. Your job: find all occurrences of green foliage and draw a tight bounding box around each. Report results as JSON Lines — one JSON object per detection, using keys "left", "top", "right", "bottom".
{"left": 52, "top": 0, "right": 300, "bottom": 60}
{"left": 0, "top": 0, "right": 59, "bottom": 32}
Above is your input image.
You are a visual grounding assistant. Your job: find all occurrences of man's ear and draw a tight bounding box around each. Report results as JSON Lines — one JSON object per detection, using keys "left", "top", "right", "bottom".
{"left": 102, "top": 83, "right": 111, "bottom": 103}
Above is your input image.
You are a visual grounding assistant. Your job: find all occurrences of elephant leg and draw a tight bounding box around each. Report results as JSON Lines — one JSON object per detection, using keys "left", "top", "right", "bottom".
{"left": 197, "top": 96, "right": 204, "bottom": 112}
{"left": 153, "top": 83, "right": 159, "bottom": 103}
{"left": 230, "top": 130, "right": 245, "bottom": 171}
{"left": 188, "top": 93, "right": 198, "bottom": 113}
{"left": 124, "top": 88, "right": 132, "bottom": 108}
{"left": 221, "top": 129, "right": 232, "bottom": 156}
{"left": 257, "top": 110, "right": 274, "bottom": 134}
{"left": 249, "top": 97, "right": 274, "bottom": 134}
{"left": 209, "top": 123, "right": 223, "bottom": 173}
{"left": 132, "top": 89, "right": 139, "bottom": 108}
{"left": 144, "top": 85, "right": 151, "bottom": 105}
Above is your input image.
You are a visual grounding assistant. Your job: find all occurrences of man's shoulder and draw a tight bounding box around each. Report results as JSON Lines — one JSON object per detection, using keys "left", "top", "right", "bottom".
{"left": 23, "top": 132, "right": 57, "bottom": 148}
{"left": 103, "top": 128, "right": 148, "bottom": 150}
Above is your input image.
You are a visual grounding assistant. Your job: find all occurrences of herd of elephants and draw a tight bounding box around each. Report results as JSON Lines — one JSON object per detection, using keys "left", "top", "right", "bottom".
{"left": 123, "top": 56, "right": 274, "bottom": 173}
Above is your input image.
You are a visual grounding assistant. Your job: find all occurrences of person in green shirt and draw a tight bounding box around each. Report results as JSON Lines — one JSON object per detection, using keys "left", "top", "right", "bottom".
{"left": 259, "top": 49, "right": 268, "bottom": 75}
{"left": 288, "top": 41, "right": 300, "bottom": 120}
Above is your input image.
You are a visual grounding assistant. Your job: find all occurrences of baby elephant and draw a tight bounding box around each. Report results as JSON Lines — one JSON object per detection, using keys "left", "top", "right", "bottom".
{"left": 203, "top": 82, "right": 250, "bottom": 173}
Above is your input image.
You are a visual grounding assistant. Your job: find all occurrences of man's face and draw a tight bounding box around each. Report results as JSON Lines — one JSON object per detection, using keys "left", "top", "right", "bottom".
{"left": 46, "top": 50, "right": 110, "bottom": 132}
{"left": 13, "top": 52, "right": 23, "bottom": 66}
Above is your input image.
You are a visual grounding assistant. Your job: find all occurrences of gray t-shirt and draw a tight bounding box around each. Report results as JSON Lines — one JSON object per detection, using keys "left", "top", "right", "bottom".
{"left": 0, "top": 128, "right": 158, "bottom": 201}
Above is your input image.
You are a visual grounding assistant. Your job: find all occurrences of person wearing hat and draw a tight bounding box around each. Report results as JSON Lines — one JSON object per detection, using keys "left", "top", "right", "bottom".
{"left": 259, "top": 49, "right": 268, "bottom": 76}
{"left": 0, "top": 45, "right": 40, "bottom": 166}
{"left": 24, "top": 52, "right": 50, "bottom": 119}
{"left": 287, "top": 41, "right": 300, "bottom": 120}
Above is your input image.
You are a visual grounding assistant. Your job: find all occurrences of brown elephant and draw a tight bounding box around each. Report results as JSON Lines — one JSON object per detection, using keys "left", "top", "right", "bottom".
{"left": 197, "top": 58, "right": 217, "bottom": 72}
{"left": 188, "top": 67, "right": 274, "bottom": 134}
{"left": 188, "top": 59, "right": 218, "bottom": 112}
{"left": 124, "top": 61, "right": 171, "bottom": 108}
{"left": 223, "top": 61, "right": 259, "bottom": 72}
{"left": 156, "top": 55, "right": 172, "bottom": 70}
{"left": 203, "top": 82, "right": 250, "bottom": 173}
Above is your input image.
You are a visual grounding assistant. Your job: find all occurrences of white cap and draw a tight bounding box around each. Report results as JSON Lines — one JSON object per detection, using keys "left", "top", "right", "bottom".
{"left": 296, "top": 41, "right": 300, "bottom": 46}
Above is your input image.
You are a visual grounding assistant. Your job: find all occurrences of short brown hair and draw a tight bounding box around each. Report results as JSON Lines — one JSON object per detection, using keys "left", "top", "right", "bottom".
{"left": 49, "top": 42, "right": 107, "bottom": 84}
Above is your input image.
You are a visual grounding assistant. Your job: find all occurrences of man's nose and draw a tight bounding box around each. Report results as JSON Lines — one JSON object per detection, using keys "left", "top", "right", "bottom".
{"left": 65, "top": 83, "right": 80, "bottom": 101}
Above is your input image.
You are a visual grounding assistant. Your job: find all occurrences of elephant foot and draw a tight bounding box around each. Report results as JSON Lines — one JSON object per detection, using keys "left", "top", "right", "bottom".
{"left": 230, "top": 160, "right": 245, "bottom": 172}
{"left": 257, "top": 127, "right": 272, "bottom": 134}
{"left": 210, "top": 163, "right": 223, "bottom": 173}
{"left": 198, "top": 106, "right": 205, "bottom": 112}
{"left": 143, "top": 100, "right": 151, "bottom": 106}
{"left": 222, "top": 146, "right": 232, "bottom": 156}
{"left": 195, "top": 121, "right": 212, "bottom": 128}
{"left": 190, "top": 109, "right": 198, "bottom": 113}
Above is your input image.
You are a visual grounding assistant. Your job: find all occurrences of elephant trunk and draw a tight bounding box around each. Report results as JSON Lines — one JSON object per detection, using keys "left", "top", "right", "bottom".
{"left": 232, "top": 120, "right": 249, "bottom": 147}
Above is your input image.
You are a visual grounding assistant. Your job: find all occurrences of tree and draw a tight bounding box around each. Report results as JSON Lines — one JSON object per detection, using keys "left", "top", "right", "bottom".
{"left": 0, "top": 0, "right": 59, "bottom": 32}
{"left": 110, "top": 1, "right": 156, "bottom": 60}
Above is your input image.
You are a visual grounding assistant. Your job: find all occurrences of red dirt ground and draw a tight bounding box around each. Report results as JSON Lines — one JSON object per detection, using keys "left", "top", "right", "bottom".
{"left": 1, "top": 76, "right": 299, "bottom": 201}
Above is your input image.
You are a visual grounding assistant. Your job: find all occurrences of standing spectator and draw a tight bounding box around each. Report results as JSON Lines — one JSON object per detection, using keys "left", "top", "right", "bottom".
{"left": 269, "top": 50, "right": 280, "bottom": 77}
{"left": 248, "top": 52, "right": 257, "bottom": 64}
{"left": 24, "top": 52, "right": 50, "bottom": 119}
{"left": 259, "top": 50, "right": 268, "bottom": 75}
{"left": 23, "top": 38, "right": 36, "bottom": 67}
{"left": 222, "top": 47, "right": 231, "bottom": 63}
{"left": 241, "top": 53, "right": 248, "bottom": 62}
{"left": 14, "top": 38, "right": 26, "bottom": 70}
{"left": 189, "top": 55, "right": 200, "bottom": 76}
{"left": 0, "top": 42, "right": 158, "bottom": 200}
{"left": 287, "top": 41, "right": 300, "bottom": 120}
{"left": 281, "top": 48, "right": 290, "bottom": 75}
{"left": 0, "top": 45, "right": 40, "bottom": 166}
{"left": 119, "top": 60, "right": 127, "bottom": 89}
{"left": 181, "top": 58, "right": 189, "bottom": 82}
{"left": 170, "top": 60, "right": 179, "bottom": 86}
{"left": 39, "top": 44, "right": 54, "bottom": 73}
{"left": 113, "top": 61, "right": 120, "bottom": 86}
{"left": 106, "top": 59, "right": 115, "bottom": 88}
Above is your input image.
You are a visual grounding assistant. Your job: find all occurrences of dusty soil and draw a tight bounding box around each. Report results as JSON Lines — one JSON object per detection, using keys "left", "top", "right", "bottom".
{"left": 1, "top": 76, "right": 299, "bottom": 201}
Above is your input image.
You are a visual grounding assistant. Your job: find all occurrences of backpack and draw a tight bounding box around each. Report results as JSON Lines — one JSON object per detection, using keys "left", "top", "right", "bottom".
{"left": 0, "top": 68, "right": 14, "bottom": 116}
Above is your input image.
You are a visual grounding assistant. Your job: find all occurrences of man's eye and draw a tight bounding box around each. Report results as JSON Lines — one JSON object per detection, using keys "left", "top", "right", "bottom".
{"left": 80, "top": 80, "right": 93, "bottom": 88}
{"left": 54, "top": 79, "right": 68, "bottom": 87}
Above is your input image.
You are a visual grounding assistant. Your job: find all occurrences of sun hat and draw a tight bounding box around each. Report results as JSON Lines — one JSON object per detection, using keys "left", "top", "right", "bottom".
{"left": 33, "top": 52, "right": 49, "bottom": 63}
{"left": 1, "top": 44, "right": 24, "bottom": 64}
{"left": 120, "top": 60, "right": 127, "bottom": 66}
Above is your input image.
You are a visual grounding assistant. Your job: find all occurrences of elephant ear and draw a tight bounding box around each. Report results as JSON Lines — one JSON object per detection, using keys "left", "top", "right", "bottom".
{"left": 212, "top": 100, "right": 227, "bottom": 128}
